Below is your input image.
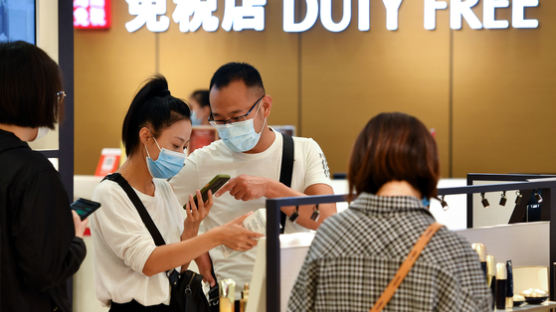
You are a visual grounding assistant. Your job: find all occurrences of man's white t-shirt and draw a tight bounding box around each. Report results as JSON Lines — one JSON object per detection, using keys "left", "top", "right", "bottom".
{"left": 90, "top": 178, "right": 185, "bottom": 307}
{"left": 170, "top": 129, "right": 332, "bottom": 292}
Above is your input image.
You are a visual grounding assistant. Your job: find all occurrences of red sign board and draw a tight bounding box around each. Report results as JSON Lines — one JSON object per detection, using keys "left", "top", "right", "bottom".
{"left": 94, "top": 148, "right": 121, "bottom": 176}
{"left": 73, "top": 0, "right": 111, "bottom": 30}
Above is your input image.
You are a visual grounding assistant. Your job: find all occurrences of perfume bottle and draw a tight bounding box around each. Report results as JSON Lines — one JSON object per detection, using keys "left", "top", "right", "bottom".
{"left": 495, "top": 263, "right": 507, "bottom": 310}
{"left": 506, "top": 260, "right": 514, "bottom": 308}
{"left": 471, "top": 243, "right": 487, "bottom": 279}
{"left": 220, "top": 279, "right": 236, "bottom": 312}
{"left": 239, "top": 283, "right": 249, "bottom": 312}
{"left": 486, "top": 255, "right": 496, "bottom": 309}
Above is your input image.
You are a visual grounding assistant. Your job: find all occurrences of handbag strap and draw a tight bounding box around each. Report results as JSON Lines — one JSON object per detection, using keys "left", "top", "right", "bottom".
{"left": 370, "top": 222, "right": 444, "bottom": 312}
{"left": 103, "top": 173, "right": 180, "bottom": 283}
{"left": 279, "top": 132, "right": 294, "bottom": 234}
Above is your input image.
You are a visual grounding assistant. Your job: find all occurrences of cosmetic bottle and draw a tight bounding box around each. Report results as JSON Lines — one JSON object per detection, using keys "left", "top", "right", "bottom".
{"left": 486, "top": 255, "right": 496, "bottom": 309}
{"left": 495, "top": 263, "right": 507, "bottom": 310}
{"left": 220, "top": 279, "right": 236, "bottom": 312}
{"left": 506, "top": 260, "right": 514, "bottom": 308}
{"left": 472, "top": 243, "right": 487, "bottom": 278}
{"left": 239, "top": 283, "right": 249, "bottom": 312}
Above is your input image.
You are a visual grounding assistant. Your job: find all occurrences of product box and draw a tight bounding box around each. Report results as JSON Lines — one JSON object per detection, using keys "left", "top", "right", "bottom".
{"left": 189, "top": 126, "right": 217, "bottom": 154}
{"left": 94, "top": 148, "right": 121, "bottom": 176}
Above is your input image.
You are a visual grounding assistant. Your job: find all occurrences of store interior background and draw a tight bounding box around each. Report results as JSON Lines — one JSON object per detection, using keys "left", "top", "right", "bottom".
{"left": 15, "top": 1, "right": 549, "bottom": 310}
{"left": 74, "top": 1, "right": 555, "bottom": 178}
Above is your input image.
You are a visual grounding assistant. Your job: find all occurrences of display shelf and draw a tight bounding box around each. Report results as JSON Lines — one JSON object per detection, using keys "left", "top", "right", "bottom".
{"left": 496, "top": 301, "right": 556, "bottom": 311}
{"left": 265, "top": 177, "right": 556, "bottom": 312}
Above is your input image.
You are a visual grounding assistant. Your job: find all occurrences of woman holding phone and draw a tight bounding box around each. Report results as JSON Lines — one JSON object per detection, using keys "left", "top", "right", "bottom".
{"left": 0, "top": 41, "right": 87, "bottom": 312}
{"left": 90, "top": 76, "right": 262, "bottom": 311}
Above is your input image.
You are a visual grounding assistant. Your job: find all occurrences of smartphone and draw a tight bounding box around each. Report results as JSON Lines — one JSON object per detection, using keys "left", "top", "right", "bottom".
{"left": 71, "top": 198, "right": 101, "bottom": 220}
{"left": 187, "top": 174, "right": 231, "bottom": 209}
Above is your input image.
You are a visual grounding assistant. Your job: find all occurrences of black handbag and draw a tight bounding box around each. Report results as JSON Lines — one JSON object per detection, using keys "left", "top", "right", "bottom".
{"left": 104, "top": 173, "right": 210, "bottom": 312}
{"left": 168, "top": 270, "right": 209, "bottom": 312}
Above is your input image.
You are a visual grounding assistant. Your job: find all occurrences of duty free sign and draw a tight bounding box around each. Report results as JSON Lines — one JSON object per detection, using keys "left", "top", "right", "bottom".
{"left": 124, "top": 0, "right": 540, "bottom": 33}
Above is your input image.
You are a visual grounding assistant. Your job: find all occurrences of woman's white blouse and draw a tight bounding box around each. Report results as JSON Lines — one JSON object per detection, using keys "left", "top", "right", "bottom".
{"left": 90, "top": 178, "right": 185, "bottom": 307}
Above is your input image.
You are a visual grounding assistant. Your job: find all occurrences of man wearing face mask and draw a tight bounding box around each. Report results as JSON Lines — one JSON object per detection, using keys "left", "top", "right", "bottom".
{"left": 170, "top": 62, "right": 336, "bottom": 292}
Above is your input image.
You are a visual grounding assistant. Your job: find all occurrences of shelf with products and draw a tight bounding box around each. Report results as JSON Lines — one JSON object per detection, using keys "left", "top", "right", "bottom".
{"left": 496, "top": 301, "right": 556, "bottom": 311}
{"left": 264, "top": 175, "right": 556, "bottom": 312}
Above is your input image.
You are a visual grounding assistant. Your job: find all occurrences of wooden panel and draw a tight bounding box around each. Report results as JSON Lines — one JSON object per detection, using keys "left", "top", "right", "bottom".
{"left": 75, "top": 0, "right": 299, "bottom": 175}
{"left": 300, "top": 0, "right": 451, "bottom": 176}
{"left": 74, "top": 1, "right": 156, "bottom": 174}
{"left": 73, "top": 1, "right": 556, "bottom": 178}
{"left": 452, "top": 3, "right": 556, "bottom": 176}
{"left": 158, "top": 0, "right": 299, "bottom": 129}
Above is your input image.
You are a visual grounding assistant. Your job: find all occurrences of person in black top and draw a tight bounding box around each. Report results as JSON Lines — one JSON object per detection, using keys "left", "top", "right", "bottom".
{"left": 0, "top": 41, "right": 88, "bottom": 311}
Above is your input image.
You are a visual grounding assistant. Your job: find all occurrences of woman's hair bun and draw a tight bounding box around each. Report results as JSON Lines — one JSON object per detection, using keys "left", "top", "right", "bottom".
{"left": 121, "top": 75, "right": 190, "bottom": 157}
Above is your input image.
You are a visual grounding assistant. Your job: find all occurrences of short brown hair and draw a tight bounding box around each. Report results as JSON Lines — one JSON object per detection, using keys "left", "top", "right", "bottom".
{"left": 347, "top": 112, "right": 439, "bottom": 201}
{"left": 0, "top": 41, "right": 63, "bottom": 129}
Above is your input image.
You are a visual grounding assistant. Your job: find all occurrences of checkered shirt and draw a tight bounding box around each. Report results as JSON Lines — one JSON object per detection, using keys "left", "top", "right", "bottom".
{"left": 287, "top": 193, "right": 492, "bottom": 312}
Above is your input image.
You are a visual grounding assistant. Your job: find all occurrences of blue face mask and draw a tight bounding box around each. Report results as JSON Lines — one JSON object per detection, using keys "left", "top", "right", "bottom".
{"left": 213, "top": 118, "right": 266, "bottom": 153}
{"left": 145, "top": 138, "right": 186, "bottom": 179}
{"left": 191, "top": 110, "right": 202, "bottom": 126}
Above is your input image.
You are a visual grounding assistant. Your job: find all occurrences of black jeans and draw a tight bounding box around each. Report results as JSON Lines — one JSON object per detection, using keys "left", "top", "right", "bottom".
{"left": 109, "top": 300, "right": 171, "bottom": 312}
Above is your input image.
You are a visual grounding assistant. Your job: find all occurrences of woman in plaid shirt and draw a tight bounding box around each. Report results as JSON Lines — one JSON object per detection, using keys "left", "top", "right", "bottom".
{"left": 288, "top": 112, "right": 492, "bottom": 311}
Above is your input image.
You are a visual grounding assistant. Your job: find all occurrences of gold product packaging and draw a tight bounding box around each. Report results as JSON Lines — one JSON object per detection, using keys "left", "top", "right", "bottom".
{"left": 471, "top": 243, "right": 487, "bottom": 278}
{"left": 486, "top": 255, "right": 496, "bottom": 310}
{"left": 486, "top": 255, "right": 495, "bottom": 287}
{"left": 240, "top": 283, "right": 249, "bottom": 312}
{"left": 219, "top": 279, "right": 236, "bottom": 312}
{"left": 506, "top": 297, "right": 514, "bottom": 309}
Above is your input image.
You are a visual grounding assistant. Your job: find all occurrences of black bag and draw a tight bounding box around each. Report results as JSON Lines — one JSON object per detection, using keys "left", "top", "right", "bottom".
{"left": 104, "top": 173, "right": 210, "bottom": 312}
{"left": 168, "top": 270, "right": 209, "bottom": 312}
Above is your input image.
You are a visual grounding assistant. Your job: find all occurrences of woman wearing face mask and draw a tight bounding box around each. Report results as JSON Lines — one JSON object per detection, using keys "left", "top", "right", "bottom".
{"left": 189, "top": 90, "right": 211, "bottom": 126}
{"left": 0, "top": 41, "right": 88, "bottom": 311}
{"left": 90, "top": 76, "right": 262, "bottom": 311}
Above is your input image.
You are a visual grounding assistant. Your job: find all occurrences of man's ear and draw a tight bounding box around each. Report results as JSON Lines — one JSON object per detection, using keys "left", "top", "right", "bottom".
{"left": 262, "top": 95, "right": 272, "bottom": 118}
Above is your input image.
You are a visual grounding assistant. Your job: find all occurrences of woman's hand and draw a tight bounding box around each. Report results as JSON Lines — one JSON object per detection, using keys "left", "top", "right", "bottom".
{"left": 213, "top": 213, "right": 264, "bottom": 251}
{"left": 184, "top": 189, "right": 213, "bottom": 226}
{"left": 72, "top": 210, "right": 88, "bottom": 238}
{"left": 195, "top": 253, "right": 216, "bottom": 287}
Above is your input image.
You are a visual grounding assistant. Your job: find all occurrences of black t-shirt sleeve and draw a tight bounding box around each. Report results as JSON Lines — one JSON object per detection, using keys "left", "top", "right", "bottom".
{"left": 11, "top": 166, "right": 86, "bottom": 291}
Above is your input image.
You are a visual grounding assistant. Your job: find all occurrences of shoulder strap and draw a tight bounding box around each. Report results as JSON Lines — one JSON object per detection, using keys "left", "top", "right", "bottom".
{"left": 103, "top": 173, "right": 166, "bottom": 246}
{"left": 370, "top": 222, "right": 444, "bottom": 312}
{"left": 279, "top": 132, "right": 294, "bottom": 234}
{"left": 103, "top": 173, "right": 181, "bottom": 284}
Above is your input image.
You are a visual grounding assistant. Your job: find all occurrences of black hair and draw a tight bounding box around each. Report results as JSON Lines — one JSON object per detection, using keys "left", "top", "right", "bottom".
{"left": 122, "top": 75, "right": 190, "bottom": 156}
{"left": 190, "top": 90, "right": 210, "bottom": 108}
{"left": 0, "top": 41, "right": 63, "bottom": 128}
{"left": 209, "top": 62, "right": 265, "bottom": 92}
